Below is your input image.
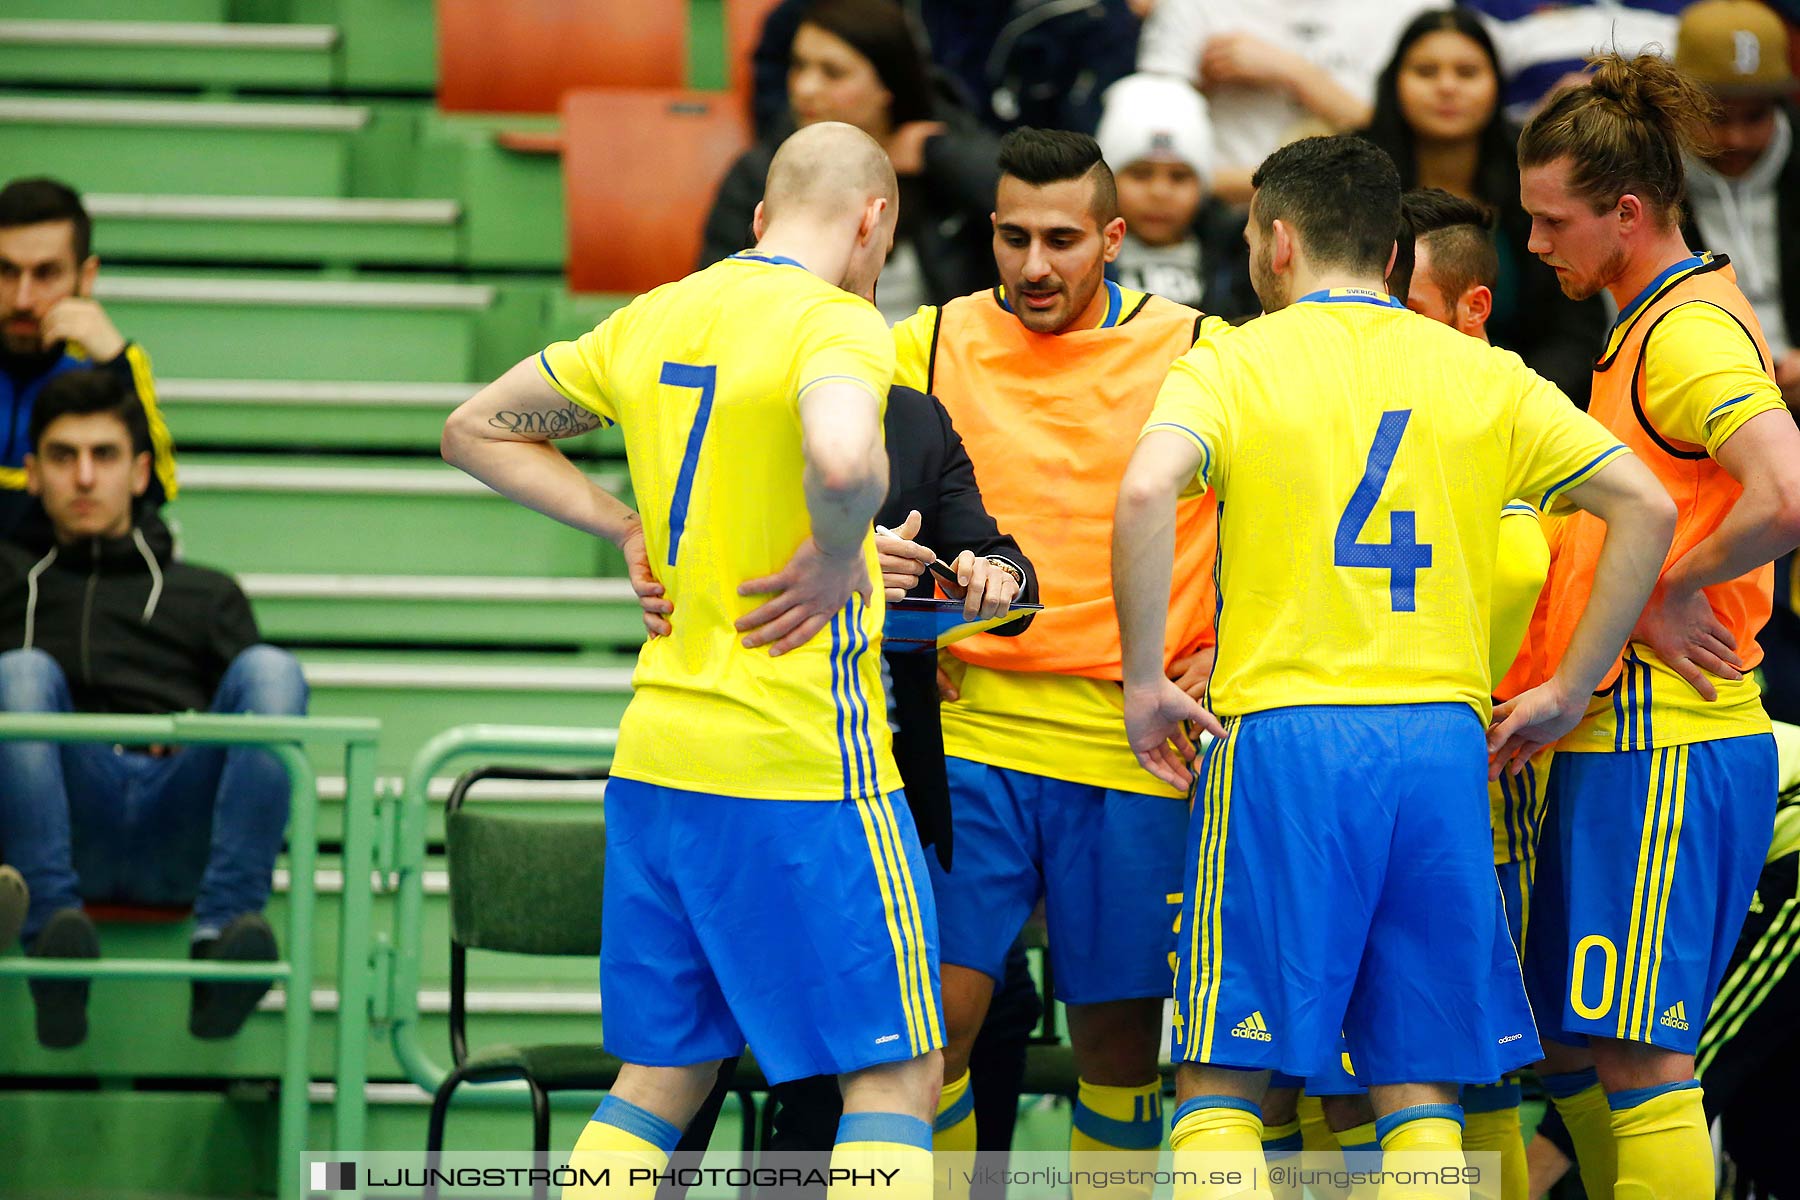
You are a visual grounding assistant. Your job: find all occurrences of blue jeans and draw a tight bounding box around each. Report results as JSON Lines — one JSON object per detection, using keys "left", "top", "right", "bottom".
{"left": 0, "top": 646, "right": 308, "bottom": 943}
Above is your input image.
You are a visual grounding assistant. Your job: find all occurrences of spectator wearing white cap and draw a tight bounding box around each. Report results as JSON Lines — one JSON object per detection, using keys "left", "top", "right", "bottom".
{"left": 1095, "top": 73, "right": 1257, "bottom": 318}
{"left": 1135, "top": 0, "right": 1437, "bottom": 205}
{"left": 1678, "top": 0, "right": 1800, "bottom": 407}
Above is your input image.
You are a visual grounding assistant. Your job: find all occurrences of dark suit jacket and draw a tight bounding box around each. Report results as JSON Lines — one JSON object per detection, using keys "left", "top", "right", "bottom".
{"left": 879, "top": 385, "right": 1036, "bottom": 870}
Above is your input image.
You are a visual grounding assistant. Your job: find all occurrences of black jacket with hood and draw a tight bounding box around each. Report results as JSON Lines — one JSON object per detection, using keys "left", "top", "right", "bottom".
{"left": 0, "top": 522, "right": 258, "bottom": 715}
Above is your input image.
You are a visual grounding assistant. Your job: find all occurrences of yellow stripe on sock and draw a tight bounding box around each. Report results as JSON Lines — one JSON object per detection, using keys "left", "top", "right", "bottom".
{"left": 854, "top": 796, "right": 923, "bottom": 1054}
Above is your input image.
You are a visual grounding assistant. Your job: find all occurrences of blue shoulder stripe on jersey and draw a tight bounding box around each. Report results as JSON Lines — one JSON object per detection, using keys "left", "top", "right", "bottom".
{"left": 728, "top": 251, "right": 808, "bottom": 270}
{"left": 1540, "top": 444, "right": 1628, "bottom": 510}
{"left": 1706, "top": 392, "right": 1753, "bottom": 421}
{"left": 538, "top": 350, "right": 565, "bottom": 390}
{"left": 1142, "top": 422, "right": 1213, "bottom": 485}
{"left": 1501, "top": 502, "right": 1538, "bottom": 516}
{"left": 1295, "top": 287, "right": 1405, "bottom": 308}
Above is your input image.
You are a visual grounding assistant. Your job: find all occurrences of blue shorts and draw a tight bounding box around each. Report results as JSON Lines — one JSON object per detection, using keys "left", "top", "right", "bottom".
{"left": 599, "top": 778, "right": 944, "bottom": 1084}
{"left": 1172, "top": 704, "right": 1540, "bottom": 1087}
{"left": 929, "top": 758, "right": 1185, "bottom": 1005}
{"left": 1282, "top": 856, "right": 1541, "bottom": 1099}
{"left": 1521, "top": 736, "right": 1777, "bottom": 1053}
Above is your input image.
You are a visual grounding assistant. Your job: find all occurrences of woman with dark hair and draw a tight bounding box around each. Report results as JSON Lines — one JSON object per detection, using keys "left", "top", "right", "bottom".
{"left": 700, "top": 0, "right": 998, "bottom": 321}
{"left": 1361, "top": 6, "right": 1607, "bottom": 404}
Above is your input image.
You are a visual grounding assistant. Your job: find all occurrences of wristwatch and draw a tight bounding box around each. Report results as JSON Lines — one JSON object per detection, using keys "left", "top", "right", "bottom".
{"left": 984, "top": 556, "right": 1025, "bottom": 589}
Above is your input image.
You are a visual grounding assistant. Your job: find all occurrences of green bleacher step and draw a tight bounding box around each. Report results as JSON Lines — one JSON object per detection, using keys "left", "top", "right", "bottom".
{"left": 169, "top": 456, "right": 627, "bottom": 579}
{"left": 296, "top": 653, "right": 634, "bottom": 774}
{"left": 0, "top": 19, "right": 339, "bottom": 90}
{"left": 90, "top": 193, "right": 461, "bottom": 267}
{"left": 311, "top": 771, "right": 614, "bottom": 845}
{"left": 0, "top": 95, "right": 368, "bottom": 197}
{"left": 156, "top": 377, "right": 621, "bottom": 454}
{"left": 248, "top": 573, "right": 646, "bottom": 649}
{"left": 94, "top": 275, "right": 491, "bottom": 380}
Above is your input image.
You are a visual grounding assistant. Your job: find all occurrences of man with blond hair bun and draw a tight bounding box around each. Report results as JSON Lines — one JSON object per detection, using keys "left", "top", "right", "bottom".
{"left": 1518, "top": 50, "right": 1800, "bottom": 1198}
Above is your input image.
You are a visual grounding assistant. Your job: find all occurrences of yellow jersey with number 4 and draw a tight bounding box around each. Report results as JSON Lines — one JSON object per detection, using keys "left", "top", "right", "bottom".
{"left": 1145, "top": 288, "right": 1626, "bottom": 721}
{"left": 537, "top": 252, "right": 902, "bottom": 801}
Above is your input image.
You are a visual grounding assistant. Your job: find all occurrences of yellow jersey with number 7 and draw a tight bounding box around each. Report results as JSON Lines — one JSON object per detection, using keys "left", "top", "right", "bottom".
{"left": 1143, "top": 288, "right": 1627, "bottom": 721}
{"left": 537, "top": 252, "right": 902, "bottom": 801}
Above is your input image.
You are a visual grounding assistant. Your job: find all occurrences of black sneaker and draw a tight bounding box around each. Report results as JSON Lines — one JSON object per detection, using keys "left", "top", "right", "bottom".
{"left": 190, "top": 912, "right": 277, "bottom": 1039}
{"left": 0, "top": 865, "right": 26, "bottom": 951}
{"left": 27, "top": 907, "right": 98, "bottom": 1050}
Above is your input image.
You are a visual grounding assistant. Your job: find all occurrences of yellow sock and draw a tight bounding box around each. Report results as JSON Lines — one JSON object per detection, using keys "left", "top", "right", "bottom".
{"left": 830, "top": 1111, "right": 934, "bottom": 1200}
{"left": 1542, "top": 1069, "right": 1617, "bottom": 1200}
{"left": 565, "top": 1096, "right": 681, "bottom": 1199}
{"left": 1261, "top": 1119, "right": 1304, "bottom": 1200}
{"left": 931, "top": 1070, "right": 975, "bottom": 1200}
{"left": 1462, "top": 1082, "right": 1526, "bottom": 1200}
{"left": 1299, "top": 1097, "right": 1353, "bottom": 1200}
{"left": 1170, "top": 1097, "right": 1273, "bottom": 1200}
{"left": 1375, "top": 1105, "right": 1468, "bottom": 1200}
{"left": 1334, "top": 1119, "right": 1385, "bottom": 1200}
{"left": 1610, "top": 1082, "right": 1710, "bottom": 1200}
{"left": 1072, "top": 1078, "right": 1164, "bottom": 1200}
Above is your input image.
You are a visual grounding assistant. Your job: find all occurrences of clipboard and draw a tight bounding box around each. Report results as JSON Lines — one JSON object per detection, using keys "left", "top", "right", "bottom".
{"left": 883, "top": 597, "right": 1043, "bottom": 652}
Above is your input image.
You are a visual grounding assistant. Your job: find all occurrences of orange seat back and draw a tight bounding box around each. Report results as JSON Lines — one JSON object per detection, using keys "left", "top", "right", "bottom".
{"left": 563, "top": 89, "right": 751, "bottom": 294}
{"left": 437, "top": 1, "right": 687, "bottom": 113}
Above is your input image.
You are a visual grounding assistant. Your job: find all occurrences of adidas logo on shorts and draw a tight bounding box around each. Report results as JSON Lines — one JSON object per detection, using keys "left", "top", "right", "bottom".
{"left": 1230, "top": 1011, "right": 1273, "bottom": 1042}
{"left": 1659, "top": 1002, "right": 1690, "bottom": 1031}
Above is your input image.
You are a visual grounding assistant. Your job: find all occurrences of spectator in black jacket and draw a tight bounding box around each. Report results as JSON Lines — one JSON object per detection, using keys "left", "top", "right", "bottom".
{"left": 1358, "top": 7, "right": 1608, "bottom": 406}
{"left": 701, "top": 0, "right": 1000, "bottom": 322}
{"left": 0, "top": 369, "right": 307, "bottom": 1050}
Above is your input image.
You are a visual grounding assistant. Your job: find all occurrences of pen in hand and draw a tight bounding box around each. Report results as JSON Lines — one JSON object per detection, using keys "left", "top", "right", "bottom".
{"left": 875, "top": 524, "right": 961, "bottom": 588}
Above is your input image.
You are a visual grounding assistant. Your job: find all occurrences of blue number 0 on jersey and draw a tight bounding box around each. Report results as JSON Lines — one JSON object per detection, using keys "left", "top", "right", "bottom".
{"left": 1334, "top": 409, "right": 1433, "bottom": 612}
{"left": 661, "top": 361, "right": 717, "bottom": 567}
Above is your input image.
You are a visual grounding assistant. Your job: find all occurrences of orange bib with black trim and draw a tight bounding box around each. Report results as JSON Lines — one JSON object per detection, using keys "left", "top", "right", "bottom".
{"left": 926, "top": 286, "right": 1217, "bottom": 679}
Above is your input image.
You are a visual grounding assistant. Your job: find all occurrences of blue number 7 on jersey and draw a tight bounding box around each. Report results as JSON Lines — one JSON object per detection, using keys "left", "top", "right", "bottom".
{"left": 1334, "top": 409, "right": 1433, "bottom": 612}
{"left": 661, "top": 361, "right": 717, "bottom": 568}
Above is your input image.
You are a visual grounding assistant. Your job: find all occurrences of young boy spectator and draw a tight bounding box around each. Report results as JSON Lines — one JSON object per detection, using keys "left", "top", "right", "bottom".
{"left": 0, "top": 370, "right": 306, "bottom": 1050}
{"left": 1096, "top": 73, "right": 1258, "bottom": 318}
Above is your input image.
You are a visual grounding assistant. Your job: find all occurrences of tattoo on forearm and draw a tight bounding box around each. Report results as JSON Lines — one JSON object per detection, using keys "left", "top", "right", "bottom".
{"left": 488, "top": 406, "right": 603, "bottom": 438}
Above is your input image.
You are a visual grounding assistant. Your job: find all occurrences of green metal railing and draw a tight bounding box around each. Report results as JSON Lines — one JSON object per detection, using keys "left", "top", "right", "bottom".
{"left": 0, "top": 712, "right": 380, "bottom": 1200}
{"left": 387, "top": 723, "right": 616, "bottom": 1099}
